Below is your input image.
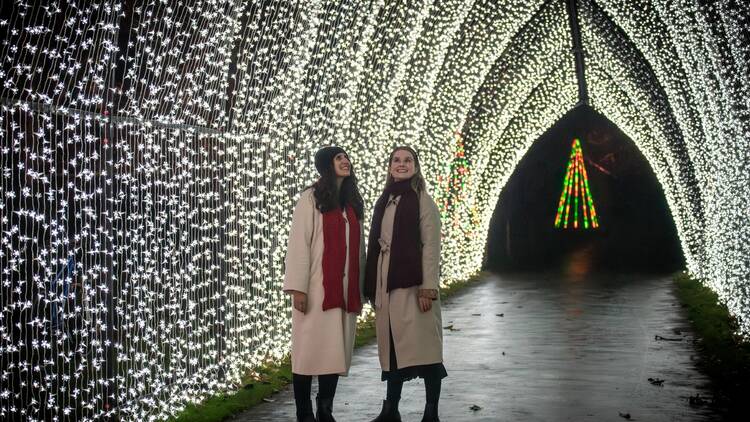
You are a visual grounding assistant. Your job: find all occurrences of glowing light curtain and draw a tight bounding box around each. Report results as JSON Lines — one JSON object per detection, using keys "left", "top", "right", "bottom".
{"left": 554, "top": 138, "right": 599, "bottom": 229}
{"left": 1, "top": 0, "right": 748, "bottom": 420}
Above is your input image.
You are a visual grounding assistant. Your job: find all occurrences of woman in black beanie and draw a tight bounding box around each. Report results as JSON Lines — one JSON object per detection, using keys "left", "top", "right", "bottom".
{"left": 283, "top": 146, "right": 366, "bottom": 422}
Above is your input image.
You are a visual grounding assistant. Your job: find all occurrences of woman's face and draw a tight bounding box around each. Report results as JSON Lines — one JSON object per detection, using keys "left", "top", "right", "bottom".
{"left": 333, "top": 152, "right": 351, "bottom": 178}
{"left": 390, "top": 149, "right": 416, "bottom": 182}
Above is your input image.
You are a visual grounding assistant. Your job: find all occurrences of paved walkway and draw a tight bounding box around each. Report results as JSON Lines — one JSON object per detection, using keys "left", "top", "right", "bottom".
{"left": 230, "top": 273, "right": 718, "bottom": 421}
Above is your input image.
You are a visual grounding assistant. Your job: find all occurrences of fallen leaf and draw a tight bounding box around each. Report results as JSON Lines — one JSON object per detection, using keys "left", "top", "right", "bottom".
{"left": 262, "top": 397, "right": 275, "bottom": 403}
{"left": 688, "top": 394, "right": 707, "bottom": 406}
{"left": 655, "top": 334, "right": 681, "bottom": 341}
{"left": 647, "top": 377, "right": 665, "bottom": 386}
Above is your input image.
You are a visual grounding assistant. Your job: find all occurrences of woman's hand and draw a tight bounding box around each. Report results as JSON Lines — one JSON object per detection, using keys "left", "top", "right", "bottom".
{"left": 291, "top": 291, "right": 308, "bottom": 314}
{"left": 418, "top": 289, "right": 437, "bottom": 313}
{"left": 418, "top": 296, "right": 432, "bottom": 312}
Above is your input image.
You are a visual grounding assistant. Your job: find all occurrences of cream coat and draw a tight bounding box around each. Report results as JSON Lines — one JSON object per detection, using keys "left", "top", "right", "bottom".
{"left": 374, "top": 191, "right": 443, "bottom": 370}
{"left": 283, "top": 189, "right": 365, "bottom": 375}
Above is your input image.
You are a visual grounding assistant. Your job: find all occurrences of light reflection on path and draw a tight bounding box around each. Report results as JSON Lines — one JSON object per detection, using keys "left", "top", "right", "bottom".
{"left": 232, "top": 273, "right": 718, "bottom": 421}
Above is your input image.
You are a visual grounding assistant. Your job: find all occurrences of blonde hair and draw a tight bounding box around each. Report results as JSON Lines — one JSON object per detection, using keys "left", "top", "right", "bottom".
{"left": 384, "top": 146, "right": 426, "bottom": 193}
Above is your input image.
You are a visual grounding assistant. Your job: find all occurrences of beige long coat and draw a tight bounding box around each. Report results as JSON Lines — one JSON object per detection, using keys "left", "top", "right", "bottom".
{"left": 283, "top": 189, "right": 365, "bottom": 375}
{"left": 374, "top": 191, "right": 443, "bottom": 371}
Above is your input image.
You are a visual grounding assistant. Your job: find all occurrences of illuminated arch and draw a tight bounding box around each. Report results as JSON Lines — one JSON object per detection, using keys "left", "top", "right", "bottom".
{"left": 1, "top": 1, "right": 747, "bottom": 419}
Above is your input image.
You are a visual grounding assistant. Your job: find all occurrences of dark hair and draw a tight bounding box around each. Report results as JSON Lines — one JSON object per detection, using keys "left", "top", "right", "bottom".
{"left": 384, "top": 146, "right": 426, "bottom": 193}
{"left": 311, "top": 157, "right": 364, "bottom": 220}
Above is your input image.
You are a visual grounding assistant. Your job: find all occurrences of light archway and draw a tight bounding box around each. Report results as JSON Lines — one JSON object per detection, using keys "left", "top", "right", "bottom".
{"left": 0, "top": 0, "right": 746, "bottom": 419}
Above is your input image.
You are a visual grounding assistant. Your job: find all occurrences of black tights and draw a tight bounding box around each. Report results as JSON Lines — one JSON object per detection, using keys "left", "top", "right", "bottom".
{"left": 386, "top": 375, "right": 441, "bottom": 404}
{"left": 293, "top": 373, "right": 339, "bottom": 403}
{"left": 385, "top": 326, "right": 442, "bottom": 404}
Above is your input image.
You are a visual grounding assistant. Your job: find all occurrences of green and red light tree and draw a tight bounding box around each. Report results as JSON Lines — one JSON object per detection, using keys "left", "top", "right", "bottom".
{"left": 554, "top": 138, "right": 599, "bottom": 229}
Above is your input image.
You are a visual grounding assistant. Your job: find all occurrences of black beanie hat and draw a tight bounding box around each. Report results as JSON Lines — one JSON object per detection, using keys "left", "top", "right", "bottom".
{"left": 314, "top": 146, "right": 346, "bottom": 175}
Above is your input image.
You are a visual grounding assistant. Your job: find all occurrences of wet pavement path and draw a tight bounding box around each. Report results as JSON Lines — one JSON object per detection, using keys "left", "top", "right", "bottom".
{"left": 231, "top": 273, "right": 718, "bottom": 421}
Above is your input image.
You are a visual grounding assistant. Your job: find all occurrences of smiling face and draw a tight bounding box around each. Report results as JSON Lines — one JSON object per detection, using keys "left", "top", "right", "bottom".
{"left": 389, "top": 149, "right": 416, "bottom": 182}
{"left": 333, "top": 152, "right": 351, "bottom": 178}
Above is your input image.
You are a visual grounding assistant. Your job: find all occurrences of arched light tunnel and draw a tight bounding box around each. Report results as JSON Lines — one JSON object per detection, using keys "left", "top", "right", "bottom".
{"left": 0, "top": 0, "right": 747, "bottom": 419}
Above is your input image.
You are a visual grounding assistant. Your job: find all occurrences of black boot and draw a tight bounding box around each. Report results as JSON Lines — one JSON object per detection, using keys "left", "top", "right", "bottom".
{"left": 295, "top": 398, "right": 316, "bottom": 422}
{"left": 316, "top": 395, "right": 336, "bottom": 422}
{"left": 370, "top": 399, "right": 402, "bottom": 422}
{"left": 421, "top": 402, "right": 440, "bottom": 422}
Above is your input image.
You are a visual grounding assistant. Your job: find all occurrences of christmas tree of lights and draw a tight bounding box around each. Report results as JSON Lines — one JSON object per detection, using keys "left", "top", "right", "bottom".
{"left": 436, "top": 130, "right": 480, "bottom": 241}
{"left": 554, "top": 138, "right": 600, "bottom": 229}
{"left": 437, "top": 131, "right": 470, "bottom": 219}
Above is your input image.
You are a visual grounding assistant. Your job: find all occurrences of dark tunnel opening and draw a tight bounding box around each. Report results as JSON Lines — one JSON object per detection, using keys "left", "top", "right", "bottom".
{"left": 485, "top": 105, "right": 685, "bottom": 275}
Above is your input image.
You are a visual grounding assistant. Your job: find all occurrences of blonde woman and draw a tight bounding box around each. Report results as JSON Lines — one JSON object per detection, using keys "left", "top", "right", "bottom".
{"left": 364, "top": 146, "right": 445, "bottom": 422}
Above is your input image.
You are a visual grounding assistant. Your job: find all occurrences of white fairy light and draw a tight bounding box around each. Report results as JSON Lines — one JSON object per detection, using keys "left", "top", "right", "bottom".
{"left": 1, "top": 0, "right": 748, "bottom": 420}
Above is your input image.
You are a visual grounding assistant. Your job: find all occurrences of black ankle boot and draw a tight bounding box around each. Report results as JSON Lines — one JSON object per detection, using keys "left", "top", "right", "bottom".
{"left": 316, "top": 395, "right": 336, "bottom": 422}
{"left": 421, "top": 402, "right": 440, "bottom": 422}
{"left": 295, "top": 398, "right": 315, "bottom": 422}
{"left": 370, "top": 399, "right": 401, "bottom": 422}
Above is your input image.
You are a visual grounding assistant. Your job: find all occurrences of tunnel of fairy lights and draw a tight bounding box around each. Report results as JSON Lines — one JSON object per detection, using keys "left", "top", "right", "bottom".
{"left": 1, "top": 0, "right": 747, "bottom": 419}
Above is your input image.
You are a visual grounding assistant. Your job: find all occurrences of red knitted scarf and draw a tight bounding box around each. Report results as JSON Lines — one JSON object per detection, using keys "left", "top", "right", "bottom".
{"left": 322, "top": 205, "right": 362, "bottom": 313}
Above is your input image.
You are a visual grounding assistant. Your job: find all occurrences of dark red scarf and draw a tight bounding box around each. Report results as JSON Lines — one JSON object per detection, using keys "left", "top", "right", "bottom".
{"left": 364, "top": 179, "right": 422, "bottom": 301}
{"left": 322, "top": 205, "right": 362, "bottom": 313}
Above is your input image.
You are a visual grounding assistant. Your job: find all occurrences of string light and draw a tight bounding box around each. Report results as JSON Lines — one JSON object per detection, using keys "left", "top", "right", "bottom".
{"left": 577, "top": 0, "right": 749, "bottom": 335}
{"left": 1, "top": 0, "right": 747, "bottom": 420}
{"left": 554, "top": 138, "right": 599, "bottom": 229}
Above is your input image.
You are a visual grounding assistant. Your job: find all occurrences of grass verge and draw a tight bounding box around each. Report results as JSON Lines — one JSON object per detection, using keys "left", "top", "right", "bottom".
{"left": 168, "top": 359, "right": 292, "bottom": 422}
{"left": 170, "top": 271, "right": 487, "bottom": 422}
{"left": 673, "top": 272, "right": 750, "bottom": 417}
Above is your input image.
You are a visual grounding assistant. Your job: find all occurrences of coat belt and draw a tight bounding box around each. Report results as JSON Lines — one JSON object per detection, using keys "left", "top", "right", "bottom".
{"left": 375, "top": 237, "right": 390, "bottom": 308}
